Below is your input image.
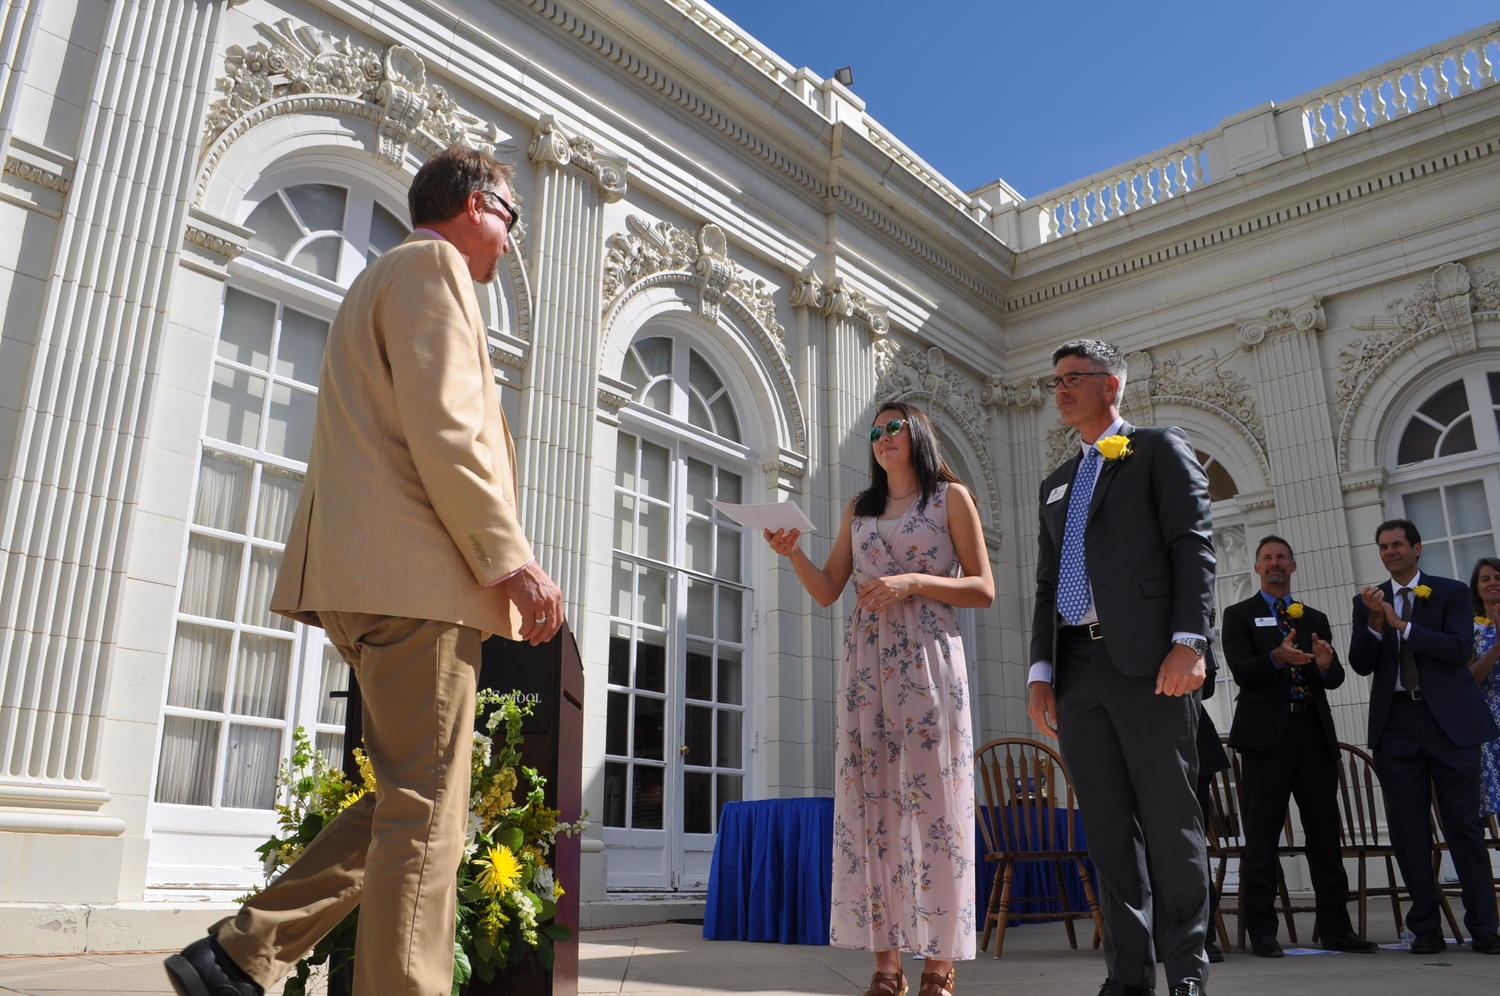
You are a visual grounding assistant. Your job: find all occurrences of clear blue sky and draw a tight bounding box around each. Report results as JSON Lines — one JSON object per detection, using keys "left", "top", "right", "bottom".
{"left": 709, "top": 1, "right": 1499, "bottom": 198}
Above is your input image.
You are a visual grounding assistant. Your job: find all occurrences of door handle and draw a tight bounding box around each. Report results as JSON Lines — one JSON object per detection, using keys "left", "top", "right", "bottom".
{"left": 679, "top": 744, "right": 689, "bottom": 756}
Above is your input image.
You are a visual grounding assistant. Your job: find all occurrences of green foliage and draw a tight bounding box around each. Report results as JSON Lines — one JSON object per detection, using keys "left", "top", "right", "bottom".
{"left": 245, "top": 691, "right": 587, "bottom": 992}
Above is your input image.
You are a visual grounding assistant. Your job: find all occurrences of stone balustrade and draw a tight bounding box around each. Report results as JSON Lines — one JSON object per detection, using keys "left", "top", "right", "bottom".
{"left": 1031, "top": 142, "right": 1209, "bottom": 243}
{"left": 1012, "top": 21, "right": 1499, "bottom": 248}
{"left": 1294, "top": 29, "right": 1498, "bottom": 146}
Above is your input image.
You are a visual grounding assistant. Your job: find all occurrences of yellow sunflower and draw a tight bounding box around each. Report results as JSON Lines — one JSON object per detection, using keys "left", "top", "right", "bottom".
{"left": 476, "top": 844, "right": 522, "bottom": 897}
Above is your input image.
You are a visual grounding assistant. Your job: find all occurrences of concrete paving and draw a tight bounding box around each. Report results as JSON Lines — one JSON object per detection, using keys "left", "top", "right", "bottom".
{"left": 2, "top": 916, "right": 1498, "bottom": 995}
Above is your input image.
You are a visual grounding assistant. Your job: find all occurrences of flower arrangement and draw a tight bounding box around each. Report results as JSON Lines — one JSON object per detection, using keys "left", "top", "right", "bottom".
{"left": 1412, "top": 584, "right": 1432, "bottom": 600}
{"left": 1094, "top": 434, "right": 1132, "bottom": 463}
{"left": 1285, "top": 602, "right": 1305, "bottom": 620}
{"left": 248, "top": 690, "right": 585, "bottom": 996}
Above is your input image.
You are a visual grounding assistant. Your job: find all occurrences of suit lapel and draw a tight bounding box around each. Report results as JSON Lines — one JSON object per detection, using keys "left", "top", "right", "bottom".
{"left": 1087, "top": 419, "right": 1132, "bottom": 522}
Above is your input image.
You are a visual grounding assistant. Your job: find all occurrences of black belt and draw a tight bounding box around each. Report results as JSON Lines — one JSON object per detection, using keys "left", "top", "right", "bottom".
{"left": 1059, "top": 622, "right": 1104, "bottom": 641}
{"left": 1288, "top": 701, "right": 1310, "bottom": 713}
{"left": 1394, "top": 689, "right": 1424, "bottom": 701}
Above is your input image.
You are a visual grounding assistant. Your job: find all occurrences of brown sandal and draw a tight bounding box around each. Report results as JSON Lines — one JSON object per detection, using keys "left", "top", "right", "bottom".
{"left": 918, "top": 968, "right": 955, "bottom": 996}
{"left": 864, "top": 971, "right": 908, "bottom": 996}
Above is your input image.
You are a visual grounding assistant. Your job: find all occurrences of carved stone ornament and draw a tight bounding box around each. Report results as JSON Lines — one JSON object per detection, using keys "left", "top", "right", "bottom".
{"left": 602, "top": 215, "right": 784, "bottom": 348}
{"left": 1045, "top": 423, "right": 1080, "bottom": 468}
{"left": 528, "top": 115, "right": 627, "bottom": 201}
{"left": 1149, "top": 350, "right": 1266, "bottom": 452}
{"left": 981, "top": 374, "right": 1044, "bottom": 409}
{"left": 1236, "top": 297, "right": 1326, "bottom": 350}
{"left": 184, "top": 226, "right": 244, "bottom": 261}
{"left": 3, "top": 155, "right": 70, "bottom": 194}
{"left": 203, "top": 18, "right": 501, "bottom": 165}
{"left": 790, "top": 269, "right": 890, "bottom": 336}
{"left": 874, "top": 340, "right": 1001, "bottom": 525}
{"left": 1338, "top": 261, "right": 1500, "bottom": 421}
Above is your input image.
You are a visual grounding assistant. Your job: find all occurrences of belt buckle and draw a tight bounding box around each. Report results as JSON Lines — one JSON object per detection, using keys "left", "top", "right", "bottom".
{"left": 1086, "top": 622, "right": 1102, "bottom": 641}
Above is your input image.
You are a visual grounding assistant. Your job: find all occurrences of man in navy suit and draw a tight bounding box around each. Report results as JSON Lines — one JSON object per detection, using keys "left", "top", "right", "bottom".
{"left": 1348, "top": 518, "right": 1500, "bottom": 955}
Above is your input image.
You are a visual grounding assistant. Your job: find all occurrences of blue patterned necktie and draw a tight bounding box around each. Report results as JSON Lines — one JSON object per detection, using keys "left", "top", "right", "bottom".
{"left": 1057, "top": 447, "right": 1100, "bottom": 625}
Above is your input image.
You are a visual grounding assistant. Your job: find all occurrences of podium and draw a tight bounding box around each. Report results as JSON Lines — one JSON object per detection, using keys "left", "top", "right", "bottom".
{"left": 337, "top": 625, "right": 584, "bottom": 995}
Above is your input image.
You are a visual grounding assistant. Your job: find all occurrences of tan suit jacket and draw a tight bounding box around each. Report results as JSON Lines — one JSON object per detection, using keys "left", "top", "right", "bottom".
{"left": 271, "top": 232, "right": 532, "bottom": 640}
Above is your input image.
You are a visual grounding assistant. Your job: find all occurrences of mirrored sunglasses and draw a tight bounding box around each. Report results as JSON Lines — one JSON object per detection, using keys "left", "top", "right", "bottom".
{"left": 867, "top": 419, "right": 908, "bottom": 443}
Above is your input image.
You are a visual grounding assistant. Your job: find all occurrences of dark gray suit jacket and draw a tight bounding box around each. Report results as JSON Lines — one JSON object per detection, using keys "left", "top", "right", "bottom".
{"left": 1222, "top": 593, "right": 1343, "bottom": 753}
{"left": 1030, "top": 422, "right": 1216, "bottom": 678}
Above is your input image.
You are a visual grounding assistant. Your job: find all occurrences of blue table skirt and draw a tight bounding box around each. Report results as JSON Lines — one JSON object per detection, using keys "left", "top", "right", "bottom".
{"left": 704, "top": 797, "right": 1093, "bottom": 945}
{"left": 705, "top": 797, "right": 833, "bottom": 944}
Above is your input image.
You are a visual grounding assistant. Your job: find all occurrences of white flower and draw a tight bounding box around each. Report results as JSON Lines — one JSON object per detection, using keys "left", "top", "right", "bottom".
{"left": 463, "top": 811, "right": 482, "bottom": 857}
{"left": 532, "top": 864, "right": 554, "bottom": 897}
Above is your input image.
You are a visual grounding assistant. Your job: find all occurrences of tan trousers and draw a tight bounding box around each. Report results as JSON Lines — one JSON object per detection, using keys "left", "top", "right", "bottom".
{"left": 215, "top": 612, "right": 480, "bottom": 996}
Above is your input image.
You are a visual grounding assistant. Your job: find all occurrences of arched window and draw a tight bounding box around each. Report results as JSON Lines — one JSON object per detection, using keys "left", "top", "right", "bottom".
{"left": 604, "top": 331, "right": 750, "bottom": 890}
{"left": 153, "top": 182, "right": 409, "bottom": 815}
{"left": 1387, "top": 370, "right": 1500, "bottom": 578}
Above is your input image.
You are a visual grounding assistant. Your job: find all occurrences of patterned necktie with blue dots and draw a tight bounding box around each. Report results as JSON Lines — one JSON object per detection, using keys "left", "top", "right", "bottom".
{"left": 1057, "top": 447, "right": 1100, "bottom": 625}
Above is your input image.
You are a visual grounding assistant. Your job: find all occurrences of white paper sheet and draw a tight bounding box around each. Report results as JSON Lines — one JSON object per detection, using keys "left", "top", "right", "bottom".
{"left": 711, "top": 500, "right": 816, "bottom": 534}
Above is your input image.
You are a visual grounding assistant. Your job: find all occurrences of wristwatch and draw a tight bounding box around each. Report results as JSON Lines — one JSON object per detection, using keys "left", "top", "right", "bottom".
{"left": 1172, "top": 636, "right": 1209, "bottom": 657}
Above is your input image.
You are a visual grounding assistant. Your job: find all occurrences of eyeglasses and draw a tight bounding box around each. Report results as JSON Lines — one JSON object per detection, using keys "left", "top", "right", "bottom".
{"left": 867, "top": 419, "right": 908, "bottom": 443}
{"left": 1045, "top": 371, "right": 1111, "bottom": 393}
{"left": 479, "top": 189, "right": 521, "bottom": 229}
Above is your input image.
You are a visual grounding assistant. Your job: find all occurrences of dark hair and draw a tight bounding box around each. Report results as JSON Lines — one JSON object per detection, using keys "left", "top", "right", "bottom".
{"left": 1052, "top": 339, "right": 1127, "bottom": 394}
{"left": 408, "top": 145, "right": 515, "bottom": 227}
{"left": 1254, "top": 534, "right": 1296, "bottom": 561}
{"left": 1374, "top": 518, "right": 1421, "bottom": 546}
{"left": 1470, "top": 557, "right": 1500, "bottom": 615}
{"left": 853, "top": 401, "right": 962, "bottom": 518}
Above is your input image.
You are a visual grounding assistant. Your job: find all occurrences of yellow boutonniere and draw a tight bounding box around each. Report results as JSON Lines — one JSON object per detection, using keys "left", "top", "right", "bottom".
{"left": 1285, "top": 602, "right": 1305, "bottom": 620}
{"left": 1478, "top": 615, "right": 1493, "bottom": 627}
{"left": 1413, "top": 584, "right": 1432, "bottom": 600}
{"left": 1095, "top": 434, "right": 1132, "bottom": 463}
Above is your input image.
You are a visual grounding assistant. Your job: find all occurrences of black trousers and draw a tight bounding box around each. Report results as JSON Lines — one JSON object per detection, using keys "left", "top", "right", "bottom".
{"left": 1238, "top": 711, "right": 1353, "bottom": 938}
{"left": 1056, "top": 631, "right": 1209, "bottom": 988}
{"left": 1373, "top": 697, "right": 1499, "bottom": 937}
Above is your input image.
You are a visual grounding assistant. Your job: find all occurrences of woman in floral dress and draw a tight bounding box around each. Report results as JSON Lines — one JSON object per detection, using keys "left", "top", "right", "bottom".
{"left": 765, "top": 402, "right": 993, "bottom": 996}
{"left": 1469, "top": 557, "right": 1500, "bottom": 816}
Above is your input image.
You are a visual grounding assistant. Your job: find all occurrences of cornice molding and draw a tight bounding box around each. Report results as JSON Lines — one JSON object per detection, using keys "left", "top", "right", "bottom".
{"left": 3, "top": 154, "right": 70, "bottom": 194}
{"left": 1006, "top": 135, "right": 1500, "bottom": 314}
{"left": 514, "top": 0, "right": 1005, "bottom": 311}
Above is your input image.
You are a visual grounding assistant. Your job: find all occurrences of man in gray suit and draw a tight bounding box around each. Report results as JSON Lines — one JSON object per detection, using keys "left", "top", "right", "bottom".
{"left": 1027, "top": 339, "right": 1216, "bottom": 996}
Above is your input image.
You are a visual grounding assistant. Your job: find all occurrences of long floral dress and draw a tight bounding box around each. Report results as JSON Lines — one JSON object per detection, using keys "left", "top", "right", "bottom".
{"left": 829, "top": 482, "right": 976, "bottom": 959}
{"left": 1477, "top": 619, "right": 1500, "bottom": 816}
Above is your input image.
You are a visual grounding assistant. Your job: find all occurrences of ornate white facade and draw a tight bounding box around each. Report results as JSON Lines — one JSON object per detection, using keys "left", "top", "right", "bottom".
{"left": 1, "top": 0, "right": 1497, "bottom": 950}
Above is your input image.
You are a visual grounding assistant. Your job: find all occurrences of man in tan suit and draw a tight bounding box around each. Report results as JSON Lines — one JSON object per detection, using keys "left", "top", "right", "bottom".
{"left": 165, "top": 145, "right": 562, "bottom": 996}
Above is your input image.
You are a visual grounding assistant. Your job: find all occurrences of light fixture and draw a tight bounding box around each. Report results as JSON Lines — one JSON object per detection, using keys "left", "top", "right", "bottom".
{"left": 833, "top": 66, "right": 854, "bottom": 87}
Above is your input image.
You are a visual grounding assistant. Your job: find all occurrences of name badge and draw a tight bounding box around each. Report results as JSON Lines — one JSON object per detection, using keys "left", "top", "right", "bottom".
{"left": 1254, "top": 616, "right": 1278, "bottom": 627}
{"left": 1046, "top": 484, "right": 1068, "bottom": 504}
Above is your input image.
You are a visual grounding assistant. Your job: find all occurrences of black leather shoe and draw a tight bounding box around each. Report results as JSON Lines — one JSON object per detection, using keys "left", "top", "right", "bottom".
{"left": 1408, "top": 930, "right": 1446, "bottom": 955}
{"left": 163, "top": 936, "right": 264, "bottom": 996}
{"left": 1249, "top": 934, "right": 1284, "bottom": 957}
{"left": 1097, "top": 980, "right": 1154, "bottom": 996}
{"left": 1319, "top": 932, "right": 1379, "bottom": 953}
{"left": 1204, "top": 939, "right": 1224, "bottom": 963}
{"left": 1168, "top": 983, "right": 1205, "bottom": 996}
{"left": 1472, "top": 933, "right": 1500, "bottom": 954}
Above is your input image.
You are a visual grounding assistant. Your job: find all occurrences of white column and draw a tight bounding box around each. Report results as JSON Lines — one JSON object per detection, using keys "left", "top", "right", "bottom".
{"left": 516, "top": 116, "right": 625, "bottom": 623}
{"left": 0, "top": 0, "right": 223, "bottom": 869}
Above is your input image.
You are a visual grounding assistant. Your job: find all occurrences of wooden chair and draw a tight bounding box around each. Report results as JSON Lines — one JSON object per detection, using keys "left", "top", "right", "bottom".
{"left": 1203, "top": 741, "right": 1299, "bottom": 950}
{"left": 974, "top": 736, "right": 1103, "bottom": 957}
{"left": 1331, "top": 742, "right": 1405, "bottom": 939}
